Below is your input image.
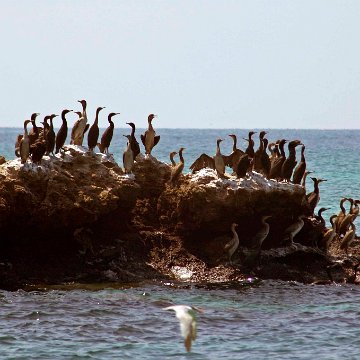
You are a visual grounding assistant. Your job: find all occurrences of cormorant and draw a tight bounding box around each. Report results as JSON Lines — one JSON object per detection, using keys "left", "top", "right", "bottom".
{"left": 19, "top": 120, "right": 31, "bottom": 164}
{"left": 214, "top": 138, "right": 225, "bottom": 177}
{"left": 306, "top": 177, "right": 326, "bottom": 215}
{"left": 269, "top": 139, "right": 287, "bottom": 180}
{"left": 235, "top": 154, "right": 252, "bottom": 178}
{"left": 169, "top": 151, "right": 178, "bottom": 166}
{"left": 87, "top": 106, "right": 105, "bottom": 152}
{"left": 340, "top": 222, "right": 356, "bottom": 255}
{"left": 55, "top": 109, "right": 72, "bottom": 154}
{"left": 260, "top": 138, "right": 271, "bottom": 178}
{"left": 244, "top": 131, "right": 256, "bottom": 159}
{"left": 98, "top": 112, "right": 120, "bottom": 154}
{"left": 253, "top": 131, "right": 267, "bottom": 173}
{"left": 141, "top": 114, "right": 160, "bottom": 155}
{"left": 122, "top": 134, "right": 134, "bottom": 174}
{"left": 126, "top": 122, "right": 141, "bottom": 159}
{"left": 292, "top": 144, "right": 306, "bottom": 184}
{"left": 223, "top": 223, "right": 240, "bottom": 264}
{"left": 314, "top": 207, "right": 329, "bottom": 228}
{"left": 224, "top": 134, "right": 244, "bottom": 172}
{"left": 250, "top": 215, "right": 271, "bottom": 250}
{"left": 170, "top": 147, "right": 185, "bottom": 184}
{"left": 283, "top": 215, "right": 307, "bottom": 246}
{"left": 71, "top": 99, "right": 88, "bottom": 145}
{"left": 321, "top": 214, "right": 337, "bottom": 253}
{"left": 281, "top": 140, "right": 302, "bottom": 182}
{"left": 28, "top": 112, "right": 41, "bottom": 147}
{"left": 45, "top": 114, "right": 58, "bottom": 155}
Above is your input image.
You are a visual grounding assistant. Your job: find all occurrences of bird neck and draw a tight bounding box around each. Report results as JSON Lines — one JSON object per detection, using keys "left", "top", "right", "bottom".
{"left": 313, "top": 181, "right": 319, "bottom": 194}
{"left": 179, "top": 149, "right": 184, "bottom": 163}
{"left": 301, "top": 147, "right": 305, "bottom": 162}
{"left": 148, "top": 118, "right": 154, "bottom": 131}
{"left": 61, "top": 113, "right": 68, "bottom": 124}
{"left": 130, "top": 125, "right": 135, "bottom": 137}
{"left": 232, "top": 136, "right": 237, "bottom": 151}
{"left": 24, "top": 122, "right": 29, "bottom": 136}
{"left": 94, "top": 109, "right": 101, "bottom": 125}
{"left": 170, "top": 154, "right": 176, "bottom": 166}
{"left": 279, "top": 143, "right": 286, "bottom": 157}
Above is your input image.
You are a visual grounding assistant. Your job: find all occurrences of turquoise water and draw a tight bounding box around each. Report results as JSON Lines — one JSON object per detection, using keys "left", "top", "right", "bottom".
{"left": 1, "top": 128, "right": 360, "bottom": 358}
{"left": 2, "top": 128, "right": 359, "bottom": 221}
{"left": 1, "top": 282, "right": 360, "bottom": 359}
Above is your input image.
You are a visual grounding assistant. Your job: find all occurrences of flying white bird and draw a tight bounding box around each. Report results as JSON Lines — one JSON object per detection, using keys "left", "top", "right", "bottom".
{"left": 163, "top": 305, "right": 202, "bottom": 352}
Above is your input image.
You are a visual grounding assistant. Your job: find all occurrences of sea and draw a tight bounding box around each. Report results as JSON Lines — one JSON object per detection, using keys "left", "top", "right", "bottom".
{"left": 0, "top": 128, "right": 360, "bottom": 359}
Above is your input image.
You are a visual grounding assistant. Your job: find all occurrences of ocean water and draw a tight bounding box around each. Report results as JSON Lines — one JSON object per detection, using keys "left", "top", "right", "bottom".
{"left": 1, "top": 128, "right": 360, "bottom": 359}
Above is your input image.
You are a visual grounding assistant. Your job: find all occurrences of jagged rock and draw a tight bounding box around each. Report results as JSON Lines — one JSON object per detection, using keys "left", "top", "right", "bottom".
{"left": 0, "top": 147, "right": 358, "bottom": 289}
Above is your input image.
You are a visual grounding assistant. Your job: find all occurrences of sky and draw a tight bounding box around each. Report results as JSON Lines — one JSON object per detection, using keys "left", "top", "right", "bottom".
{"left": 1, "top": 0, "right": 360, "bottom": 129}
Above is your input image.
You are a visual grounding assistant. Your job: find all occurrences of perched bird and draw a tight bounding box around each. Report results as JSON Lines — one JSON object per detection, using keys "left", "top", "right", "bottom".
{"left": 55, "top": 109, "right": 72, "bottom": 154}
{"left": 224, "top": 134, "right": 244, "bottom": 172}
{"left": 281, "top": 140, "right": 302, "bottom": 182}
{"left": 235, "top": 154, "right": 252, "bottom": 178}
{"left": 350, "top": 199, "right": 360, "bottom": 220}
{"left": 260, "top": 138, "right": 271, "bottom": 178}
{"left": 98, "top": 112, "right": 120, "bottom": 154}
{"left": 253, "top": 131, "right": 267, "bottom": 173}
{"left": 292, "top": 144, "right": 306, "bottom": 184}
{"left": 30, "top": 138, "right": 46, "bottom": 164}
{"left": 269, "top": 139, "right": 287, "bottom": 180}
{"left": 283, "top": 215, "right": 307, "bottom": 246}
{"left": 163, "top": 305, "right": 201, "bottom": 352}
{"left": 169, "top": 151, "right": 178, "bottom": 166}
{"left": 122, "top": 135, "right": 134, "bottom": 174}
{"left": 71, "top": 99, "right": 88, "bottom": 145}
{"left": 45, "top": 114, "right": 58, "bottom": 155}
{"left": 88, "top": 106, "right": 105, "bottom": 152}
{"left": 340, "top": 222, "right": 356, "bottom": 255}
{"left": 334, "top": 198, "right": 350, "bottom": 233}
{"left": 126, "top": 122, "right": 141, "bottom": 159}
{"left": 15, "top": 133, "right": 23, "bottom": 157}
{"left": 214, "top": 138, "right": 225, "bottom": 177}
{"left": 306, "top": 177, "right": 327, "bottom": 215}
{"left": 223, "top": 223, "right": 239, "bottom": 264}
{"left": 314, "top": 207, "right": 330, "bottom": 228}
{"left": 19, "top": 120, "right": 31, "bottom": 164}
{"left": 170, "top": 147, "right": 185, "bottom": 184}
{"left": 189, "top": 153, "right": 215, "bottom": 173}
{"left": 338, "top": 212, "right": 356, "bottom": 237}
{"left": 249, "top": 215, "right": 271, "bottom": 250}
{"left": 141, "top": 114, "right": 160, "bottom": 155}
{"left": 244, "top": 131, "right": 256, "bottom": 158}
{"left": 28, "top": 112, "right": 41, "bottom": 147}
{"left": 321, "top": 214, "right": 337, "bottom": 252}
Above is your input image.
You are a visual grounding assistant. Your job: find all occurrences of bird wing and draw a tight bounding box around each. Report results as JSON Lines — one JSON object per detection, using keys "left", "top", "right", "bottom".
{"left": 154, "top": 135, "right": 160, "bottom": 146}
{"left": 71, "top": 119, "right": 80, "bottom": 139}
{"left": 224, "top": 149, "right": 244, "bottom": 168}
{"left": 140, "top": 134, "right": 146, "bottom": 146}
{"left": 83, "top": 123, "right": 90, "bottom": 135}
{"left": 189, "top": 153, "right": 215, "bottom": 172}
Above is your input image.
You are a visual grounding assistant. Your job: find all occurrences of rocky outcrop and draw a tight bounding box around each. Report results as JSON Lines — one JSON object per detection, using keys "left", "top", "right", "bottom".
{"left": 0, "top": 146, "right": 358, "bottom": 289}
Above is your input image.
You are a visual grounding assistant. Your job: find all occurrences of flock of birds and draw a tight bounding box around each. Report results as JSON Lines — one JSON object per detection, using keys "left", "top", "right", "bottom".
{"left": 11, "top": 100, "right": 360, "bottom": 352}
{"left": 14, "top": 99, "right": 159, "bottom": 174}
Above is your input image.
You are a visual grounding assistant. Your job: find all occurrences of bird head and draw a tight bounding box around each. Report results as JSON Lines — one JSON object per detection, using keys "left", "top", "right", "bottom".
{"left": 62, "top": 109, "right": 73, "bottom": 116}
{"left": 77, "top": 99, "right": 87, "bottom": 109}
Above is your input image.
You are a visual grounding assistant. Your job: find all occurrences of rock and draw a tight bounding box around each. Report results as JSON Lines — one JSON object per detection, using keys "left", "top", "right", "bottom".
{"left": 0, "top": 147, "right": 356, "bottom": 289}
